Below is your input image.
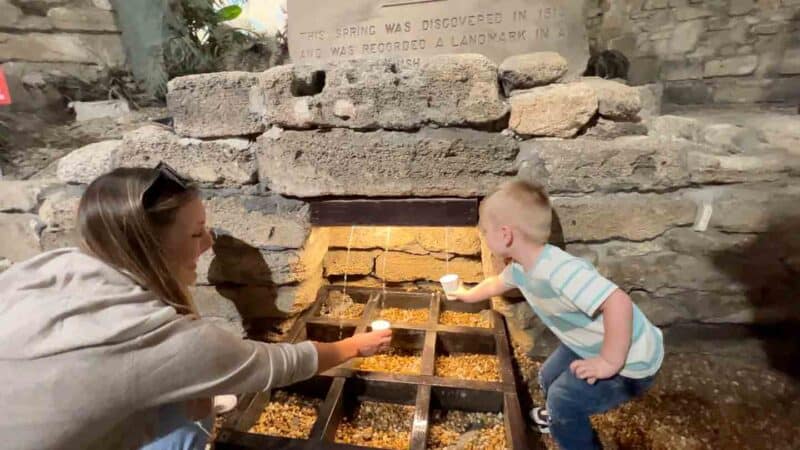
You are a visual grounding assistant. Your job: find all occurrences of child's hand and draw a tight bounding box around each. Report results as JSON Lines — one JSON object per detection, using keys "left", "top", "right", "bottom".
{"left": 445, "top": 285, "right": 470, "bottom": 301}
{"left": 569, "top": 357, "right": 620, "bottom": 385}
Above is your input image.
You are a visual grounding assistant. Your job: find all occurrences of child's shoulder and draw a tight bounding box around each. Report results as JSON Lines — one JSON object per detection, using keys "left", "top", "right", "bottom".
{"left": 544, "top": 244, "right": 586, "bottom": 265}
{"left": 539, "top": 245, "right": 595, "bottom": 275}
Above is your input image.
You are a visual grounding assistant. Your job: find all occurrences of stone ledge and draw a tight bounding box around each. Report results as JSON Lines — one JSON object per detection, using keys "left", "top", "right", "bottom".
{"left": 205, "top": 195, "right": 309, "bottom": 250}
{"left": 327, "top": 226, "right": 480, "bottom": 256}
{"left": 0, "top": 32, "right": 124, "bottom": 66}
{"left": 167, "top": 72, "right": 264, "bottom": 139}
{"left": 553, "top": 192, "right": 696, "bottom": 242}
{"left": 118, "top": 126, "right": 256, "bottom": 187}
{"left": 0, "top": 180, "right": 56, "bottom": 213}
{"left": 251, "top": 54, "right": 509, "bottom": 131}
{"left": 0, "top": 213, "right": 43, "bottom": 262}
{"left": 517, "top": 136, "right": 693, "bottom": 194}
{"left": 374, "top": 252, "right": 483, "bottom": 283}
{"left": 508, "top": 82, "right": 598, "bottom": 138}
{"left": 257, "top": 127, "right": 518, "bottom": 198}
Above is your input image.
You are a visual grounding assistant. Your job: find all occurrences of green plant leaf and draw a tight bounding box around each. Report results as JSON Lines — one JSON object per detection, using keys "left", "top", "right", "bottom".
{"left": 216, "top": 5, "right": 241, "bottom": 21}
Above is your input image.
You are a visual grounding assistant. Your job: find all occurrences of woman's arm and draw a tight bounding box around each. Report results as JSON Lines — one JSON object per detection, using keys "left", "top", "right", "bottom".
{"left": 130, "top": 319, "right": 389, "bottom": 408}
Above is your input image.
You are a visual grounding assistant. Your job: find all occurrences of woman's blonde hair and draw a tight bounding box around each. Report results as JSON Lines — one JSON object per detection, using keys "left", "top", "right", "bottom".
{"left": 77, "top": 167, "right": 199, "bottom": 313}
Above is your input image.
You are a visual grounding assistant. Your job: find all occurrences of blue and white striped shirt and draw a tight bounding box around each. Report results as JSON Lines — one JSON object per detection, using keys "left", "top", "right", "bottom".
{"left": 501, "top": 245, "right": 663, "bottom": 378}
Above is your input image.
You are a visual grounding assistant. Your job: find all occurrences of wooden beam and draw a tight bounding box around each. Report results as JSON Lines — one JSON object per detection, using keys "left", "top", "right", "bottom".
{"left": 310, "top": 198, "right": 478, "bottom": 226}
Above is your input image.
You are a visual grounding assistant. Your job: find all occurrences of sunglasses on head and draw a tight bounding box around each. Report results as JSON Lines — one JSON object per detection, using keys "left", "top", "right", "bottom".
{"left": 142, "top": 162, "right": 190, "bottom": 209}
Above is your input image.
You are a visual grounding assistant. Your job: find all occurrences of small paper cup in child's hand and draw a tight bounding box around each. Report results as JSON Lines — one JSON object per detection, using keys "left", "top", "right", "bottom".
{"left": 439, "top": 274, "right": 460, "bottom": 300}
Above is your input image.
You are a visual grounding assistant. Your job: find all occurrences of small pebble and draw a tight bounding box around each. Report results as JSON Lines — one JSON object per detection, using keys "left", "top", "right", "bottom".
{"left": 439, "top": 311, "right": 491, "bottom": 328}
{"left": 249, "top": 391, "right": 321, "bottom": 439}
{"left": 335, "top": 401, "right": 414, "bottom": 449}
{"left": 380, "top": 307, "right": 430, "bottom": 324}
{"left": 435, "top": 353, "right": 500, "bottom": 382}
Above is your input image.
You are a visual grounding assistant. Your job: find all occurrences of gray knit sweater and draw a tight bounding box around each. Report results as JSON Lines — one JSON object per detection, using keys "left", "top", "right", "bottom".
{"left": 0, "top": 248, "right": 318, "bottom": 450}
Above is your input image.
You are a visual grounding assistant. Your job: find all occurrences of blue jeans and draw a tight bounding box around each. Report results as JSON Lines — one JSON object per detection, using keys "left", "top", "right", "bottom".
{"left": 140, "top": 403, "right": 213, "bottom": 450}
{"left": 539, "top": 344, "right": 655, "bottom": 450}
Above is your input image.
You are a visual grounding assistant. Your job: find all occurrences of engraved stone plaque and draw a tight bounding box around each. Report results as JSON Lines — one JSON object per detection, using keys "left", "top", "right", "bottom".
{"left": 287, "top": 0, "right": 590, "bottom": 77}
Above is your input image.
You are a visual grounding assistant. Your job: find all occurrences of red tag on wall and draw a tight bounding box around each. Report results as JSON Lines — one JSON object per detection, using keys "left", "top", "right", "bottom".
{"left": 0, "top": 68, "right": 11, "bottom": 106}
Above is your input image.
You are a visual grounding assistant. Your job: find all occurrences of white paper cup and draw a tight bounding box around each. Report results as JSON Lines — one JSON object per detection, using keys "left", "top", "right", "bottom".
{"left": 213, "top": 395, "right": 238, "bottom": 414}
{"left": 370, "top": 320, "right": 391, "bottom": 331}
{"left": 440, "top": 274, "right": 460, "bottom": 298}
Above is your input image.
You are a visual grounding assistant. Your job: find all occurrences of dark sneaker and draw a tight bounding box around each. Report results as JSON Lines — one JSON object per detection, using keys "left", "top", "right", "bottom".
{"left": 530, "top": 406, "right": 550, "bottom": 434}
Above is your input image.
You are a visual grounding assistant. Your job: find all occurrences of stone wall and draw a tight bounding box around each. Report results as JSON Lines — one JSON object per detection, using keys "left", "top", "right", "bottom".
{"left": 584, "top": 0, "right": 800, "bottom": 104}
{"left": 322, "top": 226, "right": 484, "bottom": 290}
{"left": 2, "top": 52, "right": 798, "bottom": 347}
{"left": 0, "top": 0, "right": 125, "bottom": 111}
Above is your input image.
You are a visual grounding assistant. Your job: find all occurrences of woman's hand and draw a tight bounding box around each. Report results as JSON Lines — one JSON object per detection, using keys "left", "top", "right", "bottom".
{"left": 348, "top": 329, "right": 392, "bottom": 356}
{"left": 315, "top": 329, "right": 393, "bottom": 373}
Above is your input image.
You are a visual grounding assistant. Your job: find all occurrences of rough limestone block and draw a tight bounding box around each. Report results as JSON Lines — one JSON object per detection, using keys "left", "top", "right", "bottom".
{"left": 0, "top": 0, "right": 22, "bottom": 28}
{"left": 205, "top": 195, "right": 309, "bottom": 250}
{"left": 552, "top": 193, "right": 696, "bottom": 242}
{"left": 701, "top": 183, "right": 800, "bottom": 233}
{"left": 662, "top": 228, "right": 769, "bottom": 255}
{"left": 0, "top": 32, "right": 124, "bottom": 66}
{"left": 704, "top": 55, "right": 759, "bottom": 77}
{"left": 508, "top": 83, "right": 598, "bottom": 138}
{"left": 688, "top": 148, "right": 800, "bottom": 184}
{"left": 324, "top": 250, "right": 378, "bottom": 276}
{"left": 252, "top": 54, "right": 509, "bottom": 131}
{"left": 197, "top": 228, "right": 326, "bottom": 286}
{"left": 167, "top": 72, "right": 263, "bottom": 139}
{"left": 700, "top": 123, "right": 766, "bottom": 152}
{"left": 673, "top": 7, "right": 712, "bottom": 21}
{"left": 779, "top": 49, "right": 800, "bottom": 75}
{"left": 729, "top": 0, "right": 754, "bottom": 15}
{"left": 0, "top": 213, "right": 43, "bottom": 262}
{"left": 647, "top": 115, "right": 702, "bottom": 141}
{"left": 38, "top": 188, "right": 81, "bottom": 230}
{"left": 516, "top": 136, "right": 695, "bottom": 194}
{"left": 327, "top": 226, "right": 481, "bottom": 256}
{"left": 498, "top": 52, "right": 568, "bottom": 95}
{"left": 582, "top": 77, "right": 642, "bottom": 121}
{"left": 119, "top": 126, "right": 256, "bottom": 187}
{"left": 583, "top": 119, "right": 648, "bottom": 139}
{"left": 47, "top": 6, "right": 118, "bottom": 32}
{"left": 602, "top": 252, "right": 736, "bottom": 293}
{"left": 57, "top": 140, "right": 121, "bottom": 184}
{"left": 211, "top": 268, "right": 324, "bottom": 319}
{"left": 93, "top": 0, "right": 113, "bottom": 11}
{"left": 668, "top": 20, "right": 704, "bottom": 53}
{"left": 374, "top": 252, "right": 483, "bottom": 283}
{"left": 636, "top": 83, "right": 663, "bottom": 121}
{"left": 256, "top": 128, "right": 518, "bottom": 198}
{"left": 0, "top": 180, "right": 54, "bottom": 212}
{"left": 70, "top": 99, "right": 130, "bottom": 122}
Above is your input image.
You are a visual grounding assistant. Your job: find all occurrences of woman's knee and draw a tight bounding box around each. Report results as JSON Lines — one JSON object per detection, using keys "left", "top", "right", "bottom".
{"left": 141, "top": 420, "right": 210, "bottom": 450}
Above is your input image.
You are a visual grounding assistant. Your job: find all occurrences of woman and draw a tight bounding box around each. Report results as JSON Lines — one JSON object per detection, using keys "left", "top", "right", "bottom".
{"left": 0, "top": 165, "right": 391, "bottom": 450}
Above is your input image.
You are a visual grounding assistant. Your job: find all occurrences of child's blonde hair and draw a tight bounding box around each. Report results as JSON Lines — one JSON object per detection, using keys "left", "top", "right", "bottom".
{"left": 481, "top": 179, "right": 552, "bottom": 244}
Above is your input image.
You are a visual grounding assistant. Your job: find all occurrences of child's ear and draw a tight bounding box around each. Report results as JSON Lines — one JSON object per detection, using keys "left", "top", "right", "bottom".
{"left": 501, "top": 225, "right": 513, "bottom": 247}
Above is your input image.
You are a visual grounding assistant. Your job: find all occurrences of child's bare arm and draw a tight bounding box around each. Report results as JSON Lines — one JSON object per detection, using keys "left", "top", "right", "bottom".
{"left": 598, "top": 289, "right": 633, "bottom": 369}
{"left": 450, "top": 276, "right": 513, "bottom": 303}
{"left": 570, "top": 289, "right": 633, "bottom": 384}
